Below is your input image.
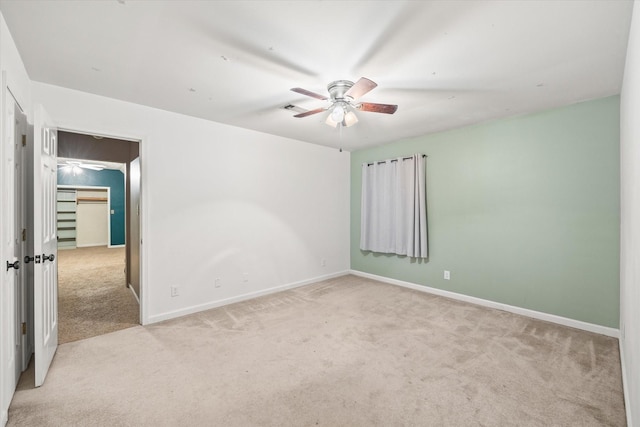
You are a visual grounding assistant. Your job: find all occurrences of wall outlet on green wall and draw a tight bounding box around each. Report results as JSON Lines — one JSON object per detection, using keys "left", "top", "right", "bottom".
{"left": 444, "top": 271, "right": 451, "bottom": 280}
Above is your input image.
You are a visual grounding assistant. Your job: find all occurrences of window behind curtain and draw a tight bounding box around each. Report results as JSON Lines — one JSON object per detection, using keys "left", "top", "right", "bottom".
{"left": 360, "top": 153, "right": 427, "bottom": 258}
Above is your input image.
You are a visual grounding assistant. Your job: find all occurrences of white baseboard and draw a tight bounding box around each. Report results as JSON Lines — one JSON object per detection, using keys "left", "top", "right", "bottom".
{"left": 147, "top": 270, "right": 350, "bottom": 325}
{"left": 76, "top": 243, "right": 108, "bottom": 248}
{"left": 350, "top": 270, "right": 620, "bottom": 338}
{"left": 619, "top": 339, "right": 633, "bottom": 427}
{"left": 108, "top": 244, "right": 125, "bottom": 249}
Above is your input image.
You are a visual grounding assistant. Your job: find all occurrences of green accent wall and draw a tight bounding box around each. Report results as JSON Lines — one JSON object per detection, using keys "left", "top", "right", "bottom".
{"left": 351, "top": 96, "right": 620, "bottom": 328}
{"left": 58, "top": 168, "right": 126, "bottom": 246}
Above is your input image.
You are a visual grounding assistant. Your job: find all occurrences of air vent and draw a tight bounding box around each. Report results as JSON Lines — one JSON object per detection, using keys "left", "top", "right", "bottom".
{"left": 282, "top": 104, "right": 307, "bottom": 114}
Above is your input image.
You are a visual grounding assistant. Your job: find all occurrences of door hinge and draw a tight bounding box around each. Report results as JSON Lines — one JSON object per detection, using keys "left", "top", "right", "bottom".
{"left": 22, "top": 228, "right": 26, "bottom": 241}
{"left": 21, "top": 322, "right": 27, "bottom": 335}
{"left": 21, "top": 134, "right": 26, "bottom": 147}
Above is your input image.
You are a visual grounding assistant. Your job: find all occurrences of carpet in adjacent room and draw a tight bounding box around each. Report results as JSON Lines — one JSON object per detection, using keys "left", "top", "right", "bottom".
{"left": 57, "top": 246, "right": 139, "bottom": 344}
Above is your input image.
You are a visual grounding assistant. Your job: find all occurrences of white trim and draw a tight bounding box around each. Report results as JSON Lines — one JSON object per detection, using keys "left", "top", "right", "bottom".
{"left": 2, "top": 409, "right": 7, "bottom": 427}
{"left": 76, "top": 243, "right": 108, "bottom": 248}
{"left": 109, "top": 244, "right": 125, "bottom": 248}
{"left": 138, "top": 145, "right": 147, "bottom": 326}
{"left": 128, "top": 283, "right": 140, "bottom": 304}
{"left": 620, "top": 339, "right": 633, "bottom": 427}
{"left": 350, "top": 270, "right": 620, "bottom": 338}
{"left": 1, "top": 74, "right": 9, "bottom": 427}
{"left": 146, "top": 271, "right": 350, "bottom": 325}
{"left": 57, "top": 185, "right": 110, "bottom": 191}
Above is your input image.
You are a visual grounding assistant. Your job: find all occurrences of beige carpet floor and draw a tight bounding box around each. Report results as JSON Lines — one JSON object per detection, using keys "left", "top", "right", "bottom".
{"left": 58, "top": 246, "right": 139, "bottom": 344}
{"left": 9, "top": 275, "right": 625, "bottom": 426}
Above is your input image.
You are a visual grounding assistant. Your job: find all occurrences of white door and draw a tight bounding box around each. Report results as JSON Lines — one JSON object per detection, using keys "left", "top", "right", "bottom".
{"left": 1, "top": 85, "right": 20, "bottom": 422}
{"left": 13, "top": 100, "right": 27, "bottom": 379}
{"left": 33, "top": 105, "right": 58, "bottom": 387}
{"left": 16, "top": 108, "right": 29, "bottom": 373}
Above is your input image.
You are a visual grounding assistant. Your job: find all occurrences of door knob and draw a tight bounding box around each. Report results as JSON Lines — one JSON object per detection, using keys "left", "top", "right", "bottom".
{"left": 24, "top": 256, "right": 34, "bottom": 264}
{"left": 6, "top": 260, "right": 20, "bottom": 271}
{"left": 42, "top": 254, "right": 55, "bottom": 262}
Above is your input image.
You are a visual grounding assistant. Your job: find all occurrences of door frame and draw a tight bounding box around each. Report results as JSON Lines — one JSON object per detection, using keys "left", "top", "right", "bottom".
{"left": 57, "top": 127, "right": 146, "bottom": 325}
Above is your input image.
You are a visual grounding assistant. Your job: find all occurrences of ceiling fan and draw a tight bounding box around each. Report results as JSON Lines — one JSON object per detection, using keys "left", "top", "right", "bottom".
{"left": 290, "top": 77, "right": 398, "bottom": 128}
{"left": 58, "top": 159, "right": 105, "bottom": 175}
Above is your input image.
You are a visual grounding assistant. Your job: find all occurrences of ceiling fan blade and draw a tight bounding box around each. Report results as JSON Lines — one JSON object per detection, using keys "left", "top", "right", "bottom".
{"left": 345, "top": 77, "right": 377, "bottom": 100}
{"left": 79, "top": 164, "right": 105, "bottom": 171}
{"left": 291, "top": 87, "right": 328, "bottom": 101}
{"left": 293, "top": 107, "right": 326, "bottom": 118}
{"left": 358, "top": 102, "right": 398, "bottom": 114}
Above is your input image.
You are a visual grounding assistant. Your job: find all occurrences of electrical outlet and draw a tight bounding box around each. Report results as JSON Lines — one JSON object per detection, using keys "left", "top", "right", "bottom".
{"left": 321, "top": 258, "right": 326, "bottom": 267}
{"left": 170, "top": 286, "right": 179, "bottom": 297}
{"left": 215, "top": 278, "right": 221, "bottom": 288}
{"left": 444, "top": 270, "right": 451, "bottom": 280}
{"left": 243, "top": 273, "right": 249, "bottom": 283}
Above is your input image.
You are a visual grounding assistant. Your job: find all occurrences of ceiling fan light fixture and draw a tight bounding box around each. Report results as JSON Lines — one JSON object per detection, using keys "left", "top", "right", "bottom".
{"left": 330, "top": 104, "right": 345, "bottom": 123}
{"left": 325, "top": 114, "right": 339, "bottom": 128}
{"left": 344, "top": 111, "right": 358, "bottom": 127}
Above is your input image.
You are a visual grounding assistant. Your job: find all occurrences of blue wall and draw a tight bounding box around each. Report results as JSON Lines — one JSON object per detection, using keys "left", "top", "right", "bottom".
{"left": 58, "top": 168, "right": 126, "bottom": 246}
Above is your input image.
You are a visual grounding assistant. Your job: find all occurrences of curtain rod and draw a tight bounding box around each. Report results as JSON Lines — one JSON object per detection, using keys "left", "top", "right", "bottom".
{"left": 366, "top": 154, "right": 427, "bottom": 166}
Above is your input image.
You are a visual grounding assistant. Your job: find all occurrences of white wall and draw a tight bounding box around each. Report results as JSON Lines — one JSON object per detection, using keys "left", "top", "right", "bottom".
{"left": 31, "top": 82, "right": 351, "bottom": 324}
{"left": 76, "top": 189, "right": 109, "bottom": 247}
{"left": 0, "top": 13, "right": 30, "bottom": 117}
{"left": 620, "top": 1, "right": 639, "bottom": 426}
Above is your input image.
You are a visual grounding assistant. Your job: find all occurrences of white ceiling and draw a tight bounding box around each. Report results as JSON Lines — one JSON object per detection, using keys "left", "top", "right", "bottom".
{"left": 0, "top": 0, "right": 633, "bottom": 151}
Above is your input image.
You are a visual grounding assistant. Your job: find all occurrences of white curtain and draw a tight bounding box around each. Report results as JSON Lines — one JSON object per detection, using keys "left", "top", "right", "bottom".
{"left": 360, "top": 154, "right": 427, "bottom": 258}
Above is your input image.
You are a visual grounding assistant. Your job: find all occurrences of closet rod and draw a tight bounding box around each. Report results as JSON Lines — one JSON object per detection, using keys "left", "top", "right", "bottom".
{"left": 366, "top": 154, "right": 427, "bottom": 166}
{"left": 77, "top": 197, "right": 108, "bottom": 203}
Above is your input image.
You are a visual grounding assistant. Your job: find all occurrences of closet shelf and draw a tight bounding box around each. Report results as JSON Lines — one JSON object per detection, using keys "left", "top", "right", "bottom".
{"left": 77, "top": 197, "right": 108, "bottom": 203}
{"left": 57, "top": 188, "right": 77, "bottom": 249}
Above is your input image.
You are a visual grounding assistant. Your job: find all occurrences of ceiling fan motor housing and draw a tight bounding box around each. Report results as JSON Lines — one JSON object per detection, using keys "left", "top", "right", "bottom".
{"left": 327, "top": 80, "right": 354, "bottom": 101}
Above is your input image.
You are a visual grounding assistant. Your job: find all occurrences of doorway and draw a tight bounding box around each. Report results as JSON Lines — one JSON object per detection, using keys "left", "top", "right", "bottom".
{"left": 55, "top": 131, "right": 140, "bottom": 342}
